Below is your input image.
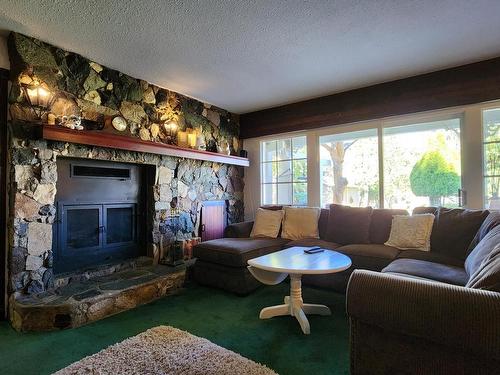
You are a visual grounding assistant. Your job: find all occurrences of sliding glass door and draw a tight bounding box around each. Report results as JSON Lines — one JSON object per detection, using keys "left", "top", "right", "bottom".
{"left": 482, "top": 108, "right": 500, "bottom": 209}
{"left": 318, "top": 117, "right": 462, "bottom": 210}
{"left": 319, "top": 129, "right": 379, "bottom": 208}
{"left": 383, "top": 118, "right": 462, "bottom": 211}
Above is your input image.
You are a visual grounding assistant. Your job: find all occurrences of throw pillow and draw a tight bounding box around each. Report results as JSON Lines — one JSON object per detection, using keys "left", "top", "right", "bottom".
{"left": 281, "top": 207, "right": 321, "bottom": 240}
{"left": 385, "top": 214, "right": 435, "bottom": 251}
{"left": 250, "top": 208, "right": 284, "bottom": 238}
{"left": 326, "top": 204, "right": 373, "bottom": 244}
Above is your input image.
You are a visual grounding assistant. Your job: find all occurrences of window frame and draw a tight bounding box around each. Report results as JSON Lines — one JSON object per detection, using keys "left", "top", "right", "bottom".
{"left": 260, "top": 135, "right": 308, "bottom": 206}
{"left": 247, "top": 99, "right": 500, "bottom": 214}
{"left": 481, "top": 107, "right": 500, "bottom": 209}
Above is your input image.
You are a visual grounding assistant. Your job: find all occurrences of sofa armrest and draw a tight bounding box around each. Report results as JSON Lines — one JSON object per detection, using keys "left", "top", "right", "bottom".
{"left": 346, "top": 270, "right": 500, "bottom": 358}
{"left": 223, "top": 221, "right": 254, "bottom": 238}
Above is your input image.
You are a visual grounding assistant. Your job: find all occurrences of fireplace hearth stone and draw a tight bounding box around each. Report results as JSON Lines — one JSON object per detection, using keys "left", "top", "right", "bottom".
{"left": 9, "top": 260, "right": 186, "bottom": 332}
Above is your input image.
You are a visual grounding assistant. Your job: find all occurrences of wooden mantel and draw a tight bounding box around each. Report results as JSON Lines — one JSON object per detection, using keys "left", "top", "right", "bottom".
{"left": 42, "top": 125, "right": 250, "bottom": 167}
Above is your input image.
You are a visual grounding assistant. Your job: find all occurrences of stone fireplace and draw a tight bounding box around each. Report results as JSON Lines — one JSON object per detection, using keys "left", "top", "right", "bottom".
{"left": 5, "top": 33, "right": 245, "bottom": 330}
{"left": 53, "top": 158, "right": 148, "bottom": 273}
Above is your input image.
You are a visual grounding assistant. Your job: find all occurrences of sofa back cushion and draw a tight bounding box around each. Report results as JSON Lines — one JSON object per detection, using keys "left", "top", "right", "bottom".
{"left": 466, "top": 241, "right": 500, "bottom": 292}
{"left": 412, "top": 207, "right": 438, "bottom": 215}
{"left": 467, "top": 211, "right": 498, "bottom": 253}
{"left": 430, "top": 207, "right": 489, "bottom": 260}
{"left": 326, "top": 204, "right": 373, "bottom": 244}
{"left": 465, "top": 225, "right": 500, "bottom": 277}
{"left": 318, "top": 208, "right": 330, "bottom": 239}
{"left": 369, "top": 208, "right": 409, "bottom": 244}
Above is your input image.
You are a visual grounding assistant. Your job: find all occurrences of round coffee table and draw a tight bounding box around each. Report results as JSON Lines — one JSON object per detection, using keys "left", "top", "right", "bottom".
{"left": 247, "top": 246, "right": 351, "bottom": 334}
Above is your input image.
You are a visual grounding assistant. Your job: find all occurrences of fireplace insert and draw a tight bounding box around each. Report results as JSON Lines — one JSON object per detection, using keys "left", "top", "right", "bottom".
{"left": 54, "top": 158, "right": 147, "bottom": 273}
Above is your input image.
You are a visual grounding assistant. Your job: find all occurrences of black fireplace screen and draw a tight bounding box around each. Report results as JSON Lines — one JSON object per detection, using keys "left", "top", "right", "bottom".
{"left": 54, "top": 158, "right": 145, "bottom": 273}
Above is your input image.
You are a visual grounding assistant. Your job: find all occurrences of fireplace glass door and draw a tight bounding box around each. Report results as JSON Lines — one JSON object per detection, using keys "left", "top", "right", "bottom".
{"left": 57, "top": 202, "right": 137, "bottom": 272}
{"left": 104, "top": 204, "right": 136, "bottom": 246}
{"left": 64, "top": 204, "right": 102, "bottom": 251}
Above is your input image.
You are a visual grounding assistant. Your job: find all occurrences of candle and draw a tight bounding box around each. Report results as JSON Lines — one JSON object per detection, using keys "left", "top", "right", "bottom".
{"left": 187, "top": 133, "right": 197, "bottom": 148}
{"left": 47, "top": 113, "right": 56, "bottom": 125}
{"left": 177, "top": 131, "right": 187, "bottom": 147}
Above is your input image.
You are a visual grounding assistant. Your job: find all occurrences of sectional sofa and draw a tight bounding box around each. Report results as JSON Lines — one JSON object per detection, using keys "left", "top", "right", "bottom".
{"left": 193, "top": 204, "right": 500, "bottom": 374}
{"left": 193, "top": 204, "right": 495, "bottom": 294}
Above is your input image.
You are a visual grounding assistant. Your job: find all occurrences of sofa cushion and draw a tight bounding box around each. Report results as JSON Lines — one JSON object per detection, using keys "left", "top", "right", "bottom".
{"left": 382, "top": 258, "right": 468, "bottom": 286}
{"left": 286, "top": 238, "right": 341, "bottom": 250}
{"left": 396, "top": 250, "right": 464, "bottom": 267}
{"left": 465, "top": 225, "right": 500, "bottom": 277}
{"left": 369, "top": 208, "right": 408, "bottom": 244}
{"left": 431, "top": 207, "right": 489, "bottom": 260}
{"left": 193, "top": 238, "right": 290, "bottom": 268}
{"left": 467, "top": 210, "right": 499, "bottom": 253}
{"left": 318, "top": 208, "right": 330, "bottom": 240}
{"left": 336, "top": 244, "right": 400, "bottom": 271}
{"left": 326, "top": 204, "right": 373, "bottom": 244}
{"left": 466, "top": 244, "right": 500, "bottom": 292}
{"left": 338, "top": 244, "right": 400, "bottom": 260}
{"left": 412, "top": 206, "right": 437, "bottom": 215}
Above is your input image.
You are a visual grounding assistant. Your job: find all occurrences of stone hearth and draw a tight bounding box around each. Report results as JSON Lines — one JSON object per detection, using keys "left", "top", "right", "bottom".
{"left": 10, "top": 258, "right": 186, "bottom": 331}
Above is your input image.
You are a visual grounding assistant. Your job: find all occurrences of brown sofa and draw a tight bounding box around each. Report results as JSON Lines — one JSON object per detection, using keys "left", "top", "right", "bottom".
{"left": 193, "top": 205, "right": 402, "bottom": 294}
{"left": 347, "top": 210, "right": 500, "bottom": 374}
{"left": 193, "top": 205, "right": 490, "bottom": 294}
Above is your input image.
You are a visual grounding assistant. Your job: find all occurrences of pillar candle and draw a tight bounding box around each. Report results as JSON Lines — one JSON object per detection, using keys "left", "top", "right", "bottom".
{"left": 187, "top": 133, "right": 197, "bottom": 148}
{"left": 47, "top": 113, "right": 56, "bottom": 125}
{"left": 177, "top": 131, "right": 187, "bottom": 147}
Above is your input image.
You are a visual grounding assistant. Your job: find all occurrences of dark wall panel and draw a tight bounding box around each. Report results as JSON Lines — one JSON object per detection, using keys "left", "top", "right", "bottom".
{"left": 240, "top": 57, "right": 500, "bottom": 138}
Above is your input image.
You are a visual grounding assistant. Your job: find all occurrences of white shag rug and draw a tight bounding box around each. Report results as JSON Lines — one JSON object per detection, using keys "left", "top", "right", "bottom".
{"left": 53, "top": 325, "right": 277, "bottom": 375}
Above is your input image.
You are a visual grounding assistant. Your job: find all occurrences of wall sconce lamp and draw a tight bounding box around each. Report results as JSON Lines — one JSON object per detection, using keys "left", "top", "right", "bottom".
{"left": 20, "top": 79, "right": 55, "bottom": 120}
{"left": 164, "top": 119, "right": 178, "bottom": 144}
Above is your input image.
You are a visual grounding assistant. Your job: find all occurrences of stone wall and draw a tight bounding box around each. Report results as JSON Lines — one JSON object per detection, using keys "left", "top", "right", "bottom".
{"left": 6, "top": 32, "right": 245, "bottom": 297}
{"left": 9, "top": 125, "right": 244, "bottom": 295}
{"left": 8, "top": 32, "right": 240, "bottom": 154}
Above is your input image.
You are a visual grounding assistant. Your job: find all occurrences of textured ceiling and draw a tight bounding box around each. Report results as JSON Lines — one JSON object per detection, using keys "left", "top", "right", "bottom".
{"left": 1, "top": 0, "right": 500, "bottom": 113}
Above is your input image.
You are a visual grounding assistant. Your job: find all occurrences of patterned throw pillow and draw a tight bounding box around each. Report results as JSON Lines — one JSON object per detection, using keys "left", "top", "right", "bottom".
{"left": 385, "top": 214, "right": 435, "bottom": 251}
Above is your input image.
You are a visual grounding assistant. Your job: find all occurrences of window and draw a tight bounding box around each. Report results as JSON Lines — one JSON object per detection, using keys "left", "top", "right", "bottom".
{"left": 383, "top": 118, "right": 462, "bottom": 211}
{"left": 320, "top": 129, "right": 379, "bottom": 208}
{"left": 483, "top": 108, "right": 500, "bottom": 209}
{"left": 316, "top": 117, "right": 462, "bottom": 211}
{"left": 261, "top": 136, "right": 307, "bottom": 205}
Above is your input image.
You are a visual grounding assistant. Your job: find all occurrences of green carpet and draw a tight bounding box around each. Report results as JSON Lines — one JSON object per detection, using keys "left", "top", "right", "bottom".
{"left": 0, "top": 283, "right": 349, "bottom": 375}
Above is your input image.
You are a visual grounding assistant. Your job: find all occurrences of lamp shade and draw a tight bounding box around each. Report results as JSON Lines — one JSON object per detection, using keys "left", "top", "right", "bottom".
{"left": 21, "top": 80, "right": 55, "bottom": 119}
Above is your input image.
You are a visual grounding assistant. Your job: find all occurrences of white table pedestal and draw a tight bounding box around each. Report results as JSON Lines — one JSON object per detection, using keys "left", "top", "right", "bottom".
{"left": 259, "top": 274, "right": 331, "bottom": 334}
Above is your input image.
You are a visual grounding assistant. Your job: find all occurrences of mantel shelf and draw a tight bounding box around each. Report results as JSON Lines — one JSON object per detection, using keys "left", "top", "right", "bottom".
{"left": 41, "top": 125, "right": 250, "bottom": 167}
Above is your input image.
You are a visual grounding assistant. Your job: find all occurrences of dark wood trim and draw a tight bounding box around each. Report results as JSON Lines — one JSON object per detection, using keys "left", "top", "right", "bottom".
{"left": 240, "top": 56, "right": 500, "bottom": 138}
{"left": 42, "top": 125, "right": 250, "bottom": 167}
{"left": 0, "top": 68, "right": 9, "bottom": 319}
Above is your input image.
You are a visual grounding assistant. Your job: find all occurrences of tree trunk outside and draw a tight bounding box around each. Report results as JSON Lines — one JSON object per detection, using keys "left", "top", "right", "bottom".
{"left": 429, "top": 196, "right": 442, "bottom": 206}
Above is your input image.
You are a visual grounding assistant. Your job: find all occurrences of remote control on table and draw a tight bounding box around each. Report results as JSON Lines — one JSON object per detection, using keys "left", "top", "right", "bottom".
{"left": 304, "top": 246, "right": 324, "bottom": 254}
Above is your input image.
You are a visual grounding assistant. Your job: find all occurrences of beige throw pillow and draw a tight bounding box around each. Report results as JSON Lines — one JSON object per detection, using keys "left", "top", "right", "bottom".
{"left": 250, "top": 208, "right": 284, "bottom": 238}
{"left": 282, "top": 207, "right": 321, "bottom": 240}
{"left": 385, "top": 214, "right": 435, "bottom": 251}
